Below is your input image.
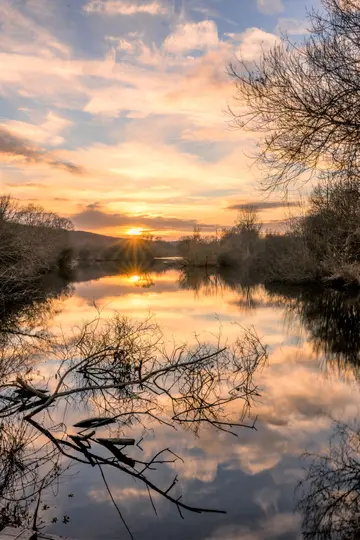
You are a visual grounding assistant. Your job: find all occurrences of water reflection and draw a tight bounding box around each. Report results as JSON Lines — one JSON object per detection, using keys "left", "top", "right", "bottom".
{"left": 266, "top": 284, "right": 360, "bottom": 374}
{"left": 128, "top": 273, "right": 155, "bottom": 288}
{"left": 298, "top": 419, "right": 360, "bottom": 539}
{"left": 180, "top": 266, "right": 258, "bottom": 293}
{"left": 0, "top": 273, "right": 73, "bottom": 345}
{"left": 0, "top": 308, "right": 266, "bottom": 537}
{"left": 72, "top": 260, "right": 170, "bottom": 285}
{"left": 179, "top": 267, "right": 360, "bottom": 374}
{"left": 3, "top": 265, "right": 360, "bottom": 539}
{"left": 0, "top": 276, "right": 74, "bottom": 533}
{"left": 0, "top": 420, "right": 31, "bottom": 531}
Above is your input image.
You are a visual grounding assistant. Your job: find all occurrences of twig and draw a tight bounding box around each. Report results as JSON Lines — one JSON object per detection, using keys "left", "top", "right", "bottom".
{"left": 32, "top": 477, "right": 46, "bottom": 532}
{"left": 96, "top": 460, "right": 134, "bottom": 540}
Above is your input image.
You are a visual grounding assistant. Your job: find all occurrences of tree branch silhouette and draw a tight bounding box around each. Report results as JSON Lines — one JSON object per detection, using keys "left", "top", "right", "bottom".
{"left": 0, "top": 314, "right": 267, "bottom": 537}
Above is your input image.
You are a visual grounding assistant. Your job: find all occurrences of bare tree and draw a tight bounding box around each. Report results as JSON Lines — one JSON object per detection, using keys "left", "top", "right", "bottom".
{"left": 0, "top": 196, "right": 74, "bottom": 296}
{"left": 16, "top": 203, "right": 73, "bottom": 231}
{"left": 234, "top": 205, "right": 262, "bottom": 235}
{"left": 229, "top": 0, "right": 360, "bottom": 191}
{"left": 0, "top": 196, "right": 73, "bottom": 231}
{"left": 0, "top": 196, "right": 20, "bottom": 223}
{"left": 178, "top": 226, "right": 219, "bottom": 267}
{"left": 301, "top": 171, "right": 360, "bottom": 267}
{"left": 0, "top": 314, "right": 267, "bottom": 538}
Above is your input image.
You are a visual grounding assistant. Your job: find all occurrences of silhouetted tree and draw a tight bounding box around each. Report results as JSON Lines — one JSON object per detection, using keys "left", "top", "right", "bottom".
{"left": 234, "top": 205, "right": 262, "bottom": 236}
{"left": 230, "top": 0, "right": 360, "bottom": 190}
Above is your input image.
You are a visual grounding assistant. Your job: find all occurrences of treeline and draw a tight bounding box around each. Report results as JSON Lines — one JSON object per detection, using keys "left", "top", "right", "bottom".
{"left": 75, "top": 233, "right": 177, "bottom": 264}
{"left": 76, "top": 236, "right": 152, "bottom": 264}
{"left": 179, "top": 174, "right": 360, "bottom": 286}
{"left": 0, "top": 196, "right": 74, "bottom": 297}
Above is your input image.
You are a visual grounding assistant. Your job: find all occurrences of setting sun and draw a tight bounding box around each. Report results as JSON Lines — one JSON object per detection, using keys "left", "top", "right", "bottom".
{"left": 127, "top": 228, "right": 143, "bottom": 236}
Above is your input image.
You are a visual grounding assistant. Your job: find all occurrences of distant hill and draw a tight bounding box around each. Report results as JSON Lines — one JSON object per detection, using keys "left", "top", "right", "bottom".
{"left": 69, "top": 230, "right": 123, "bottom": 249}
{"left": 69, "top": 230, "right": 179, "bottom": 257}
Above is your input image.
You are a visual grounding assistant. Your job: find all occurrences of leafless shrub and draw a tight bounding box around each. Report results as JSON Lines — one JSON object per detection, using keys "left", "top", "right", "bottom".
{"left": 0, "top": 196, "right": 74, "bottom": 300}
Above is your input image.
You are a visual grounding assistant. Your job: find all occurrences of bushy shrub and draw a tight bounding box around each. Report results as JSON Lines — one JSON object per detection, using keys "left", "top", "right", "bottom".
{"left": 0, "top": 196, "right": 73, "bottom": 288}
{"left": 252, "top": 234, "right": 318, "bottom": 284}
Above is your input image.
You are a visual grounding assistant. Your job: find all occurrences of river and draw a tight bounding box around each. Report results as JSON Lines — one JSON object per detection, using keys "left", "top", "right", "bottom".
{"left": 3, "top": 263, "right": 360, "bottom": 540}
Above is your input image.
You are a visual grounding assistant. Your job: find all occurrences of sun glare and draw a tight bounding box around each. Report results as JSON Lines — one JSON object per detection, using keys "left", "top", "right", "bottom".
{"left": 127, "top": 228, "right": 143, "bottom": 236}
{"left": 129, "top": 275, "right": 141, "bottom": 283}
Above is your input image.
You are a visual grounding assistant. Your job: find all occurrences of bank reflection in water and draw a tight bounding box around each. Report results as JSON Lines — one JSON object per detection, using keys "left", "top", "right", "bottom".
{"left": 3, "top": 265, "right": 360, "bottom": 539}
{"left": 179, "top": 267, "right": 360, "bottom": 374}
{"left": 265, "top": 283, "right": 360, "bottom": 374}
{"left": 0, "top": 278, "right": 74, "bottom": 531}
{"left": 298, "top": 419, "right": 360, "bottom": 540}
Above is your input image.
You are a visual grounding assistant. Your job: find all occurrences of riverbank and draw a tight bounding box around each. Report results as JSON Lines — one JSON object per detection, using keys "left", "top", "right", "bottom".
{"left": 179, "top": 256, "right": 360, "bottom": 289}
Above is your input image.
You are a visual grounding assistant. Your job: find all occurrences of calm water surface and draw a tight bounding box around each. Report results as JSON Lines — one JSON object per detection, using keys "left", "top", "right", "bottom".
{"left": 24, "top": 265, "right": 360, "bottom": 539}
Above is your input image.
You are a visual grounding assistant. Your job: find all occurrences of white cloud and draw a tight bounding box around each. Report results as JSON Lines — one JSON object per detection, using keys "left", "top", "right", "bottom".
{"left": 236, "top": 28, "right": 280, "bottom": 62}
{"left": 0, "top": 22, "right": 277, "bottom": 128}
{"left": 2, "top": 112, "right": 71, "bottom": 146}
{"left": 83, "top": 0, "right": 168, "bottom": 16}
{"left": 256, "top": 0, "right": 284, "bottom": 15}
{"left": 106, "top": 36, "right": 137, "bottom": 52}
{"left": 276, "top": 18, "right": 309, "bottom": 35}
{"left": 89, "top": 487, "right": 152, "bottom": 502}
{"left": 0, "top": 22, "right": 275, "bottom": 138}
{"left": 164, "top": 20, "right": 219, "bottom": 53}
{"left": 206, "top": 514, "right": 301, "bottom": 540}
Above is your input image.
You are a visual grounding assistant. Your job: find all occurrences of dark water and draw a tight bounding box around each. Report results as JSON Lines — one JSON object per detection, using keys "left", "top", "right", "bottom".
{"left": 3, "top": 264, "right": 360, "bottom": 540}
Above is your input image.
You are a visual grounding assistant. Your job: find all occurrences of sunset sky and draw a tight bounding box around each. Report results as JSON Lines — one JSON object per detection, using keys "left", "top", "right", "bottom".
{"left": 0, "top": 0, "right": 314, "bottom": 238}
